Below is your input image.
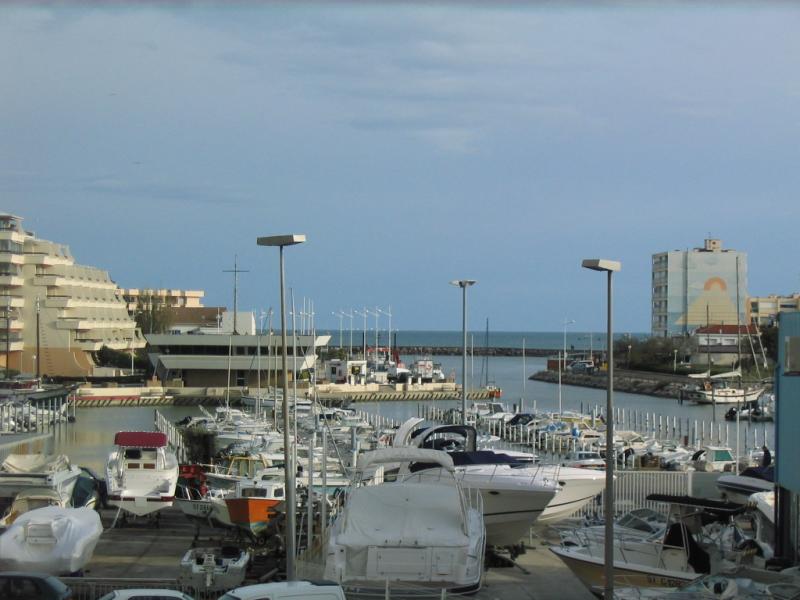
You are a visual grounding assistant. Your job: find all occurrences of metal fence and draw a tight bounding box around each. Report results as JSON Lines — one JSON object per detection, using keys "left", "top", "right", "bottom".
{"left": 61, "top": 577, "right": 220, "bottom": 600}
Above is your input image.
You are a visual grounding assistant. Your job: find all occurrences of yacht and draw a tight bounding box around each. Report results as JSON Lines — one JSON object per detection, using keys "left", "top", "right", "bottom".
{"left": 105, "top": 431, "right": 179, "bottom": 516}
{"left": 325, "top": 448, "right": 485, "bottom": 592}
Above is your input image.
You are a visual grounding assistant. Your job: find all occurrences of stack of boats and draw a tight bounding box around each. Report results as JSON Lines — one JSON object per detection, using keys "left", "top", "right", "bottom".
{"left": 0, "top": 452, "right": 102, "bottom": 575}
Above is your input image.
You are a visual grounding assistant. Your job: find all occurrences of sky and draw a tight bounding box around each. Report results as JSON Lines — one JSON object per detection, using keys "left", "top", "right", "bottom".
{"left": 2, "top": 2, "right": 799, "bottom": 334}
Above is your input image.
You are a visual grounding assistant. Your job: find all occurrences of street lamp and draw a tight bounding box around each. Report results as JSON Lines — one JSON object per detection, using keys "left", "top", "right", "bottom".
{"left": 450, "top": 279, "right": 476, "bottom": 424}
{"left": 582, "top": 258, "right": 621, "bottom": 600}
{"left": 257, "top": 233, "right": 306, "bottom": 582}
{"left": 673, "top": 348, "right": 678, "bottom": 372}
{"left": 332, "top": 311, "right": 344, "bottom": 350}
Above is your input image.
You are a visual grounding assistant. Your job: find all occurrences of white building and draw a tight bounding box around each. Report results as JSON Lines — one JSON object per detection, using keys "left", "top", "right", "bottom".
{"left": 0, "top": 214, "right": 144, "bottom": 377}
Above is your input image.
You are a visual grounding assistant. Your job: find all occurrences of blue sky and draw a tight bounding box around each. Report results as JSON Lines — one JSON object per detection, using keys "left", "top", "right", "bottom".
{"left": 2, "top": 2, "right": 799, "bottom": 333}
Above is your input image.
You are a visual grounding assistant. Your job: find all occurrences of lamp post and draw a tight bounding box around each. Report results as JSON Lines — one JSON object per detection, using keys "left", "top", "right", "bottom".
{"left": 332, "top": 311, "right": 344, "bottom": 350}
{"left": 582, "top": 258, "right": 621, "bottom": 600}
{"left": 342, "top": 309, "right": 354, "bottom": 358}
{"left": 673, "top": 348, "right": 678, "bottom": 372}
{"left": 450, "top": 279, "right": 476, "bottom": 424}
{"left": 378, "top": 305, "right": 392, "bottom": 360}
{"left": 355, "top": 308, "right": 368, "bottom": 360}
{"left": 257, "top": 233, "right": 306, "bottom": 582}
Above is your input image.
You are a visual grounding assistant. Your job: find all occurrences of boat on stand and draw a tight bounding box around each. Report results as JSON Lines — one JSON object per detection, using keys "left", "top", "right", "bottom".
{"left": 105, "top": 431, "right": 179, "bottom": 519}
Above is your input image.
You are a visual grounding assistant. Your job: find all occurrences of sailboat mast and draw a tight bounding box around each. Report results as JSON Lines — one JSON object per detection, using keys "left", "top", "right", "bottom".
{"left": 484, "top": 318, "right": 489, "bottom": 388}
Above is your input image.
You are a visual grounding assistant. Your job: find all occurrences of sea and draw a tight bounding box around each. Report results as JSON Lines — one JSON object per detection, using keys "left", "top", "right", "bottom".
{"left": 22, "top": 331, "right": 772, "bottom": 473}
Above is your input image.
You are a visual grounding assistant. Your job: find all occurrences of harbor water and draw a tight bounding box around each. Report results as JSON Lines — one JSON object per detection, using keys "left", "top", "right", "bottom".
{"left": 23, "top": 354, "right": 773, "bottom": 473}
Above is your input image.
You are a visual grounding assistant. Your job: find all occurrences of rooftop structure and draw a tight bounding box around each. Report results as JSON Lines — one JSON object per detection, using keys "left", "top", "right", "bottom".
{"left": 651, "top": 238, "right": 748, "bottom": 338}
{"left": 118, "top": 288, "right": 204, "bottom": 313}
{"left": 0, "top": 214, "right": 144, "bottom": 377}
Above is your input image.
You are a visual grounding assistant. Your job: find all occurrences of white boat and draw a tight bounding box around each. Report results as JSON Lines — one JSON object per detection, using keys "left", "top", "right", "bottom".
{"left": 686, "top": 371, "right": 764, "bottom": 405}
{"left": 550, "top": 494, "right": 766, "bottom": 594}
{"left": 0, "top": 454, "right": 82, "bottom": 504}
{"left": 0, "top": 488, "right": 66, "bottom": 526}
{"left": 0, "top": 505, "right": 103, "bottom": 575}
{"left": 325, "top": 447, "right": 485, "bottom": 592}
{"left": 105, "top": 431, "right": 179, "bottom": 516}
{"left": 717, "top": 469, "right": 773, "bottom": 504}
{"left": 179, "top": 546, "right": 250, "bottom": 593}
{"left": 689, "top": 446, "right": 737, "bottom": 473}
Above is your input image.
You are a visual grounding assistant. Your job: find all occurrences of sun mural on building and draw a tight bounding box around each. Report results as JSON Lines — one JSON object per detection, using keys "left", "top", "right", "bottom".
{"left": 676, "top": 276, "right": 739, "bottom": 328}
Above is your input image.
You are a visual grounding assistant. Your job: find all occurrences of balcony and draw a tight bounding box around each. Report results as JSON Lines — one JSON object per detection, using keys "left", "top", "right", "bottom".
{"left": 0, "top": 252, "right": 24, "bottom": 265}
{"left": 0, "top": 275, "right": 23, "bottom": 287}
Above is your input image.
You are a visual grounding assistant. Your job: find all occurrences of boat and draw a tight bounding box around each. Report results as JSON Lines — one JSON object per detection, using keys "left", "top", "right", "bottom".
{"left": 0, "top": 488, "right": 66, "bottom": 526}
{"left": 224, "top": 477, "right": 286, "bottom": 539}
{"left": 686, "top": 371, "right": 764, "bottom": 405}
{"left": 717, "top": 466, "right": 773, "bottom": 504}
{"left": 178, "top": 545, "right": 250, "bottom": 594}
{"left": 400, "top": 424, "right": 557, "bottom": 546}
{"left": 550, "top": 494, "right": 768, "bottom": 594}
{"left": 0, "top": 454, "right": 82, "bottom": 505}
{"left": 0, "top": 505, "right": 103, "bottom": 575}
{"left": 689, "top": 446, "right": 737, "bottom": 473}
{"left": 105, "top": 431, "right": 179, "bottom": 516}
{"left": 324, "top": 447, "right": 485, "bottom": 593}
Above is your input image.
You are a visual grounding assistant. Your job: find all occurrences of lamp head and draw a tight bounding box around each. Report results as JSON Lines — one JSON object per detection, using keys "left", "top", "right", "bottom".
{"left": 449, "top": 279, "right": 477, "bottom": 288}
{"left": 581, "top": 259, "right": 621, "bottom": 272}
{"left": 257, "top": 234, "right": 307, "bottom": 247}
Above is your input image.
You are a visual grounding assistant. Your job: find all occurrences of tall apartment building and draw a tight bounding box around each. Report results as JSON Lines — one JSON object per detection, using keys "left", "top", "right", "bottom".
{"left": 651, "top": 238, "right": 748, "bottom": 338}
{"left": 0, "top": 214, "right": 145, "bottom": 377}
{"left": 748, "top": 294, "right": 800, "bottom": 327}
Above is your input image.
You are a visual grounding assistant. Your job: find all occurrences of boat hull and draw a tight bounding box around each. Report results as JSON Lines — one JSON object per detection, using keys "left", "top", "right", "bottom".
{"left": 550, "top": 546, "right": 697, "bottom": 593}
{"left": 688, "top": 387, "right": 764, "bottom": 405}
{"left": 225, "top": 497, "right": 281, "bottom": 537}
{"left": 538, "top": 468, "right": 606, "bottom": 523}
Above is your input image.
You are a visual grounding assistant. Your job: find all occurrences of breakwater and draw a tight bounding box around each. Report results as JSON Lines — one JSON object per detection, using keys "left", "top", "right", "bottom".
{"left": 394, "top": 346, "right": 553, "bottom": 357}
{"left": 530, "top": 369, "right": 691, "bottom": 400}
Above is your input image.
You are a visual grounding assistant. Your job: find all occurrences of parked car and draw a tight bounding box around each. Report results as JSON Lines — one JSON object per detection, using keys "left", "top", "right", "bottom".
{"left": 0, "top": 572, "right": 72, "bottom": 600}
{"left": 97, "top": 590, "right": 194, "bottom": 600}
{"left": 218, "top": 580, "right": 346, "bottom": 600}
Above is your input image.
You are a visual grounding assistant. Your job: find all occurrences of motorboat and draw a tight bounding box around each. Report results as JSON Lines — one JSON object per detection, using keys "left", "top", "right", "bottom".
{"left": 0, "top": 453, "right": 82, "bottom": 504}
{"left": 717, "top": 466, "right": 773, "bottom": 504}
{"left": 0, "top": 488, "right": 66, "bottom": 526}
{"left": 401, "top": 425, "right": 557, "bottom": 546}
{"left": 178, "top": 545, "right": 250, "bottom": 594}
{"left": 105, "top": 431, "right": 179, "bottom": 516}
{"left": 325, "top": 447, "right": 485, "bottom": 592}
{"left": 224, "top": 477, "right": 286, "bottom": 539}
{"left": 550, "top": 494, "right": 768, "bottom": 594}
{"left": 0, "top": 505, "right": 103, "bottom": 575}
{"left": 175, "top": 484, "right": 215, "bottom": 522}
{"left": 561, "top": 450, "right": 606, "bottom": 470}
{"left": 689, "top": 446, "right": 737, "bottom": 473}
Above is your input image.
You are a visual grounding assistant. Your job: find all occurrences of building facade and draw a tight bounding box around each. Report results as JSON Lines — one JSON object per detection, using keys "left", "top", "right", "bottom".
{"left": 0, "top": 214, "right": 144, "bottom": 377}
{"left": 775, "top": 310, "right": 800, "bottom": 561}
{"left": 651, "top": 239, "right": 748, "bottom": 338}
{"left": 119, "top": 288, "right": 204, "bottom": 312}
{"left": 145, "top": 332, "right": 330, "bottom": 388}
{"left": 747, "top": 293, "right": 800, "bottom": 327}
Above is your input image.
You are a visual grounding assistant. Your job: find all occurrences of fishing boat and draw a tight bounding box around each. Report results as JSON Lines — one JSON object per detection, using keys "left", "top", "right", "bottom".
{"left": 325, "top": 447, "right": 485, "bottom": 592}
{"left": 0, "top": 453, "right": 82, "bottom": 504}
{"left": 105, "top": 431, "right": 179, "bottom": 516}
{"left": 224, "top": 477, "right": 285, "bottom": 539}
{"left": 179, "top": 546, "right": 250, "bottom": 593}
{"left": 0, "top": 505, "right": 103, "bottom": 575}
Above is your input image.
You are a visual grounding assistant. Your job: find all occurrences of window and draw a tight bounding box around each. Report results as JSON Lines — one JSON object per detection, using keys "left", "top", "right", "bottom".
{"left": 785, "top": 336, "right": 800, "bottom": 376}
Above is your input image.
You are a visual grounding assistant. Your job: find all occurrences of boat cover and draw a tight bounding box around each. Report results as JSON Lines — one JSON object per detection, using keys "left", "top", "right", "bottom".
{"left": 0, "top": 506, "right": 103, "bottom": 574}
{"left": 338, "top": 482, "right": 468, "bottom": 547}
{"left": 0, "top": 454, "right": 72, "bottom": 474}
{"left": 114, "top": 431, "right": 168, "bottom": 447}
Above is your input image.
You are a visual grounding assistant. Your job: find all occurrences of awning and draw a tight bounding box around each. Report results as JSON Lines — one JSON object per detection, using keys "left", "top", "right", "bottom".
{"left": 114, "top": 431, "right": 168, "bottom": 447}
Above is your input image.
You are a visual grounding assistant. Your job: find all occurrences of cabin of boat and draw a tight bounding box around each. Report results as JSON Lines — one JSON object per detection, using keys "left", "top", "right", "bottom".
{"left": 224, "top": 479, "right": 285, "bottom": 538}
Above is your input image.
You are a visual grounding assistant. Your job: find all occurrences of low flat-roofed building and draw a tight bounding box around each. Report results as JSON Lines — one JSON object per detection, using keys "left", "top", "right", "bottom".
{"left": 145, "top": 331, "right": 331, "bottom": 388}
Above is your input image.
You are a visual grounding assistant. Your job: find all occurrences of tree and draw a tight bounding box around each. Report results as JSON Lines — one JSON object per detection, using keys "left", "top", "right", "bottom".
{"left": 760, "top": 325, "right": 778, "bottom": 363}
{"left": 135, "top": 294, "right": 174, "bottom": 334}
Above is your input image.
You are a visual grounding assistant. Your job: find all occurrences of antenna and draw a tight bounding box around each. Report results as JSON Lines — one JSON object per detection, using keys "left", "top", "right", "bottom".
{"left": 223, "top": 255, "right": 249, "bottom": 335}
